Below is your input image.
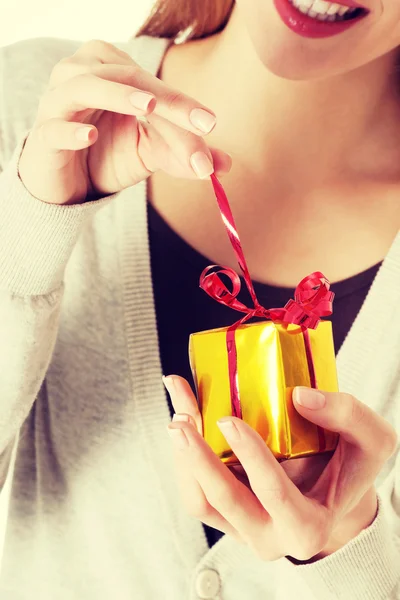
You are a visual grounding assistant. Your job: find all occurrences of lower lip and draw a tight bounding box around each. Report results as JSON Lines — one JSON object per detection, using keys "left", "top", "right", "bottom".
{"left": 273, "top": 0, "right": 367, "bottom": 38}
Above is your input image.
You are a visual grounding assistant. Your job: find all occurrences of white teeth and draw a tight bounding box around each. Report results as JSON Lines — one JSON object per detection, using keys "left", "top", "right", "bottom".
{"left": 288, "top": 0, "right": 359, "bottom": 22}
{"left": 313, "top": 0, "right": 329, "bottom": 14}
{"left": 293, "top": 0, "right": 314, "bottom": 8}
{"left": 327, "top": 3, "right": 342, "bottom": 15}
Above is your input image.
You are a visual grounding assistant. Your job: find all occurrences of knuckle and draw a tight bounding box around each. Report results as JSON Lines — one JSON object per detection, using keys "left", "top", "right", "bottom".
{"left": 259, "top": 486, "right": 289, "bottom": 506}
{"left": 48, "top": 56, "right": 92, "bottom": 91}
{"left": 65, "top": 71, "right": 96, "bottom": 95}
{"left": 81, "top": 38, "right": 111, "bottom": 53}
{"left": 377, "top": 427, "right": 398, "bottom": 460}
{"left": 72, "top": 70, "right": 95, "bottom": 84}
{"left": 48, "top": 57, "right": 75, "bottom": 85}
{"left": 163, "top": 90, "right": 186, "bottom": 112}
{"left": 78, "top": 39, "right": 134, "bottom": 64}
{"left": 345, "top": 393, "right": 365, "bottom": 429}
{"left": 122, "top": 64, "right": 143, "bottom": 82}
{"left": 51, "top": 56, "right": 74, "bottom": 74}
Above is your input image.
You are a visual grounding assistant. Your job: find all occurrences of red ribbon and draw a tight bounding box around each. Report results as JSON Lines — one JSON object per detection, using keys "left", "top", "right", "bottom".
{"left": 199, "top": 174, "right": 335, "bottom": 427}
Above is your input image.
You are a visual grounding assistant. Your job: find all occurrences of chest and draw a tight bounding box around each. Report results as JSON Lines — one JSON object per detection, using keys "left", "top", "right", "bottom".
{"left": 149, "top": 171, "right": 400, "bottom": 288}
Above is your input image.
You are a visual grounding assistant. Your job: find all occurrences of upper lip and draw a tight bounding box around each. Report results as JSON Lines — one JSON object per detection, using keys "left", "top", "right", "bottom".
{"left": 328, "top": 0, "right": 369, "bottom": 10}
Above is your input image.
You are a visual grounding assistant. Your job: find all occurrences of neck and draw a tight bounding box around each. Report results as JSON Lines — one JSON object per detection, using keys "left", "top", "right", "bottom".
{"left": 170, "top": 6, "right": 400, "bottom": 187}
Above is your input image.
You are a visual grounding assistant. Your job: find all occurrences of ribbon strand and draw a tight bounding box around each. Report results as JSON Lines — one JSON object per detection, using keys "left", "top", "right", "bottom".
{"left": 199, "top": 174, "right": 335, "bottom": 421}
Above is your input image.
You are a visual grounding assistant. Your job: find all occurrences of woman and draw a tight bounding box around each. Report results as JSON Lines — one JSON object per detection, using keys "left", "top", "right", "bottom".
{"left": 0, "top": 0, "right": 399, "bottom": 598}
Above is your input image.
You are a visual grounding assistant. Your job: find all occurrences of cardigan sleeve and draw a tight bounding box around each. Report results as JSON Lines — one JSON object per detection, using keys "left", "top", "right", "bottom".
{"left": 276, "top": 450, "right": 400, "bottom": 600}
{"left": 0, "top": 37, "right": 120, "bottom": 479}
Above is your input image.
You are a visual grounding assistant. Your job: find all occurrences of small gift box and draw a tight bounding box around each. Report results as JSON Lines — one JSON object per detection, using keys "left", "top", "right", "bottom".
{"left": 188, "top": 175, "right": 339, "bottom": 466}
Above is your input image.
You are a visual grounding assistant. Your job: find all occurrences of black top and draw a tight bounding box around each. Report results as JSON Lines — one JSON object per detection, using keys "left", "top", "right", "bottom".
{"left": 147, "top": 200, "right": 381, "bottom": 549}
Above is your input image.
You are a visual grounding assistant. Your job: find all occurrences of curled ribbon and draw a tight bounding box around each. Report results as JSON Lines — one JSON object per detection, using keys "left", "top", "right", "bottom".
{"left": 199, "top": 174, "right": 335, "bottom": 427}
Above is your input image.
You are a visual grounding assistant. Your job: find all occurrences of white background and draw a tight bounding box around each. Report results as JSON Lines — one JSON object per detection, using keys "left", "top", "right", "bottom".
{"left": 0, "top": 0, "right": 154, "bottom": 564}
{"left": 0, "top": 0, "right": 153, "bottom": 47}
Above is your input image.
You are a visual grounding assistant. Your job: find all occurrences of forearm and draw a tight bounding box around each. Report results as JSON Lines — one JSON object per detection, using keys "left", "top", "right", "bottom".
{"left": 0, "top": 132, "right": 115, "bottom": 479}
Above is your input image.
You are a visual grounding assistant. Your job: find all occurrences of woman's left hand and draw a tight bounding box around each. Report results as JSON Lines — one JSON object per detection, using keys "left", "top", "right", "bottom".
{"left": 163, "top": 376, "right": 398, "bottom": 562}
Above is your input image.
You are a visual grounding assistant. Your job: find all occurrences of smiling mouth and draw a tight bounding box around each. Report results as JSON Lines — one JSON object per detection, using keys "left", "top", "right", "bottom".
{"left": 274, "top": 0, "right": 369, "bottom": 39}
{"left": 288, "top": 0, "right": 369, "bottom": 23}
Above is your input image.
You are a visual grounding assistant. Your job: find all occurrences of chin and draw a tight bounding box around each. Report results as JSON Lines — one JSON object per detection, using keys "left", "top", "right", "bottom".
{"left": 236, "top": 0, "right": 368, "bottom": 82}
{"left": 251, "top": 34, "right": 346, "bottom": 81}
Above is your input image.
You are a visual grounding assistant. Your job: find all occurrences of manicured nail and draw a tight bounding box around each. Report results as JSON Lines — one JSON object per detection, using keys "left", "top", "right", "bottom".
{"left": 189, "top": 108, "right": 217, "bottom": 134}
{"left": 294, "top": 387, "right": 326, "bottom": 409}
{"left": 129, "top": 91, "right": 155, "bottom": 111}
{"left": 172, "top": 413, "right": 191, "bottom": 423}
{"left": 162, "top": 375, "right": 175, "bottom": 398}
{"left": 167, "top": 425, "right": 189, "bottom": 449}
{"left": 217, "top": 417, "right": 241, "bottom": 442}
{"left": 76, "top": 126, "right": 93, "bottom": 141}
{"left": 190, "top": 151, "right": 214, "bottom": 179}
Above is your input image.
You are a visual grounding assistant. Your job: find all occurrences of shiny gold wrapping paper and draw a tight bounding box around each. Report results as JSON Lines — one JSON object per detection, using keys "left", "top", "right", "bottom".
{"left": 189, "top": 320, "right": 339, "bottom": 465}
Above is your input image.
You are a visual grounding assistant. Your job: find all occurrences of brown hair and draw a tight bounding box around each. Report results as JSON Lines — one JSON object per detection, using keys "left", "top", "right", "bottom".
{"left": 137, "top": 0, "right": 235, "bottom": 41}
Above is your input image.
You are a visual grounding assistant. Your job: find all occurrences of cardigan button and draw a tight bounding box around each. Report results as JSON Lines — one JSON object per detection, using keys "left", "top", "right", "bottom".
{"left": 195, "top": 568, "right": 221, "bottom": 599}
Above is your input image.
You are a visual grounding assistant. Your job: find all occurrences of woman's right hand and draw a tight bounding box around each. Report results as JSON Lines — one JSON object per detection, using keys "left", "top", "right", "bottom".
{"left": 18, "top": 39, "right": 232, "bottom": 206}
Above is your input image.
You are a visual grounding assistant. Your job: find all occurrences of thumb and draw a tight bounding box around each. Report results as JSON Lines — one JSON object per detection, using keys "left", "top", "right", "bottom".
{"left": 292, "top": 387, "right": 397, "bottom": 458}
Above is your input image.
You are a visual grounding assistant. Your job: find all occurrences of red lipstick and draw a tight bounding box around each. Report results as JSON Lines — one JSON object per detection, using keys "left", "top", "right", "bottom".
{"left": 273, "top": 0, "right": 368, "bottom": 39}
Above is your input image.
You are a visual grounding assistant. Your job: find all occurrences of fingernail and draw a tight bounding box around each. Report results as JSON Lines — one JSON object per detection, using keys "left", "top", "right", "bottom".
{"left": 129, "top": 91, "right": 155, "bottom": 111}
{"left": 172, "top": 413, "right": 191, "bottom": 423}
{"left": 162, "top": 375, "right": 176, "bottom": 397}
{"left": 76, "top": 126, "right": 93, "bottom": 141}
{"left": 217, "top": 417, "right": 241, "bottom": 442}
{"left": 167, "top": 425, "right": 189, "bottom": 449}
{"left": 216, "top": 153, "right": 233, "bottom": 178}
{"left": 189, "top": 108, "right": 217, "bottom": 134}
{"left": 294, "top": 387, "right": 326, "bottom": 409}
{"left": 190, "top": 151, "right": 214, "bottom": 179}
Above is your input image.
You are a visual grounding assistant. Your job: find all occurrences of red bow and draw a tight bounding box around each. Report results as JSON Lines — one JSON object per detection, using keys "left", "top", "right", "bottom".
{"left": 200, "top": 175, "right": 334, "bottom": 330}
{"left": 200, "top": 266, "right": 334, "bottom": 331}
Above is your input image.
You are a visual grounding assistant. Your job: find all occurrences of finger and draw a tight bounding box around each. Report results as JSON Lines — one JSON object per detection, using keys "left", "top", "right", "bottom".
{"left": 135, "top": 120, "right": 231, "bottom": 181}
{"left": 167, "top": 421, "right": 268, "bottom": 540}
{"left": 48, "top": 40, "right": 134, "bottom": 89}
{"left": 85, "top": 63, "right": 217, "bottom": 136}
{"left": 73, "top": 39, "right": 134, "bottom": 65}
{"left": 217, "top": 417, "right": 308, "bottom": 524}
{"left": 26, "top": 119, "right": 98, "bottom": 174}
{"left": 211, "top": 148, "right": 233, "bottom": 178}
{"left": 47, "top": 57, "right": 218, "bottom": 136}
{"left": 167, "top": 421, "right": 243, "bottom": 542}
{"left": 38, "top": 73, "right": 157, "bottom": 122}
{"left": 35, "top": 118, "right": 98, "bottom": 152}
{"left": 163, "top": 376, "right": 203, "bottom": 436}
{"left": 145, "top": 112, "right": 231, "bottom": 180}
{"left": 293, "top": 388, "right": 398, "bottom": 460}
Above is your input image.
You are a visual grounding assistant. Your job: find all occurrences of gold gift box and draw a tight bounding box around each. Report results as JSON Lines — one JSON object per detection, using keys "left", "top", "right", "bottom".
{"left": 189, "top": 320, "right": 339, "bottom": 465}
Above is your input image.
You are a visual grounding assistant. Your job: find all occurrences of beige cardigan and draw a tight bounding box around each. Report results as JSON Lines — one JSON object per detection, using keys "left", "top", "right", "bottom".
{"left": 0, "top": 35, "right": 399, "bottom": 600}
